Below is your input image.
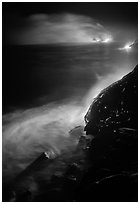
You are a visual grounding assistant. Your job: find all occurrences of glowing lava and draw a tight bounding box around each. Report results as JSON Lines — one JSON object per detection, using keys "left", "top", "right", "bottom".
{"left": 118, "top": 42, "right": 134, "bottom": 51}
{"left": 92, "top": 37, "right": 112, "bottom": 44}
{"left": 102, "top": 38, "right": 111, "bottom": 43}
{"left": 124, "top": 44, "right": 132, "bottom": 50}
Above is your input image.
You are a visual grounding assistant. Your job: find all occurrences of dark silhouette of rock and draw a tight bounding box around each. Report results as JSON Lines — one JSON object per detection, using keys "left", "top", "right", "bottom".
{"left": 4, "top": 151, "right": 57, "bottom": 202}
{"left": 85, "top": 65, "right": 138, "bottom": 134}
{"left": 130, "top": 39, "right": 138, "bottom": 49}
{"left": 84, "top": 65, "right": 138, "bottom": 161}
{"left": 80, "top": 65, "right": 138, "bottom": 201}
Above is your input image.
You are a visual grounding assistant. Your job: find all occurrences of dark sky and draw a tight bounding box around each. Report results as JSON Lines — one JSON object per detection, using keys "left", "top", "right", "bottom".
{"left": 3, "top": 2, "right": 138, "bottom": 45}
{"left": 3, "top": 2, "right": 138, "bottom": 24}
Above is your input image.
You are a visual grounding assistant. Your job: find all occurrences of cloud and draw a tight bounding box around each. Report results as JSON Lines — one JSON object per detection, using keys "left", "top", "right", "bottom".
{"left": 12, "top": 13, "right": 112, "bottom": 44}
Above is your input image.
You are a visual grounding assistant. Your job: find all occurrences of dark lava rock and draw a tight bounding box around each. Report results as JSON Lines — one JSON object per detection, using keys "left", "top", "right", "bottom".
{"left": 81, "top": 65, "right": 138, "bottom": 201}
{"left": 77, "top": 173, "right": 138, "bottom": 202}
{"left": 85, "top": 65, "right": 138, "bottom": 135}
{"left": 84, "top": 65, "right": 138, "bottom": 162}
{"left": 3, "top": 151, "right": 57, "bottom": 202}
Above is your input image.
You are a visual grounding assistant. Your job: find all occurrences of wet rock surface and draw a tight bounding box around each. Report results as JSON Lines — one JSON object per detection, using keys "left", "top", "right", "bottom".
{"left": 3, "top": 65, "right": 138, "bottom": 202}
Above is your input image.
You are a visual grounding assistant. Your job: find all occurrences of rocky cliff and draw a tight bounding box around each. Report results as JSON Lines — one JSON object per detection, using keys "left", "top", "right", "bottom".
{"left": 80, "top": 65, "right": 138, "bottom": 201}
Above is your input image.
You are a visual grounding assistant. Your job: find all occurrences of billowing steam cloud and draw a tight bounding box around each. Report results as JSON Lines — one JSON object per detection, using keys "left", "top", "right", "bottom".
{"left": 12, "top": 13, "right": 112, "bottom": 44}
{"left": 3, "top": 102, "right": 87, "bottom": 182}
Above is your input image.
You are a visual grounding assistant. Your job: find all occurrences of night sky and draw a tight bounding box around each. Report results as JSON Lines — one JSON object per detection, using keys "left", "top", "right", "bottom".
{"left": 2, "top": 4, "right": 138, "bottom": 202}
{"left": 3, "top": 2, "right": 138, "bottom": 45}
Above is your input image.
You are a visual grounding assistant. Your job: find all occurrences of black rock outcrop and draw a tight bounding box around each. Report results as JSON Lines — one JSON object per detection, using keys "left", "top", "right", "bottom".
{"left": 85, "top": 65, "right": 138, "bottom": 135}
{"left": 80, "top": 65, "right": 138, "bottom": 201}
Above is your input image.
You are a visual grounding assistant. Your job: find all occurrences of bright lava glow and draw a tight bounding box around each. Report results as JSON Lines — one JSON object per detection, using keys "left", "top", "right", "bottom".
{"left": 118, "top": 42, "right": 133, "bottom": 51}
{"left": 92, "top": 38, "right": 101, "bottom": 43}
{"left": 102, "top": 38, "right": 111, "bottom": 43}
{"left": 92, "top": 37, "right": 112, "bottom": 44}
{"left": 124, "top": 44, "right": 131, "bottom": 50}
{"left": 96, "top": 39, "right": 100, "bottom": 42}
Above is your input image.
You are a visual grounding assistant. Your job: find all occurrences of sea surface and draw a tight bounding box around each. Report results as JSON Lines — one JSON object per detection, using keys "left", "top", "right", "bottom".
{"left": 2, "top": 42, "right": 137, "bottom": 187}
{"left": 3, "top": 42, "right": 137, "bottom": 112}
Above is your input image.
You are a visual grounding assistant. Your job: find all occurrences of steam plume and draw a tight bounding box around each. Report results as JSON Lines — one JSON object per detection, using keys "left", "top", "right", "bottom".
{"left": 11, "top": 13, "right": 112, "bottom": 44}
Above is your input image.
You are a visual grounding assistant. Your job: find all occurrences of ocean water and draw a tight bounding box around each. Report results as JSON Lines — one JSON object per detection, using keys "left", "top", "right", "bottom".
{"left": 2, "top": 43, "right": 137, "bottom": 186}
{"left": 3, "top": 43, "right": 137, "bottom": 111}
